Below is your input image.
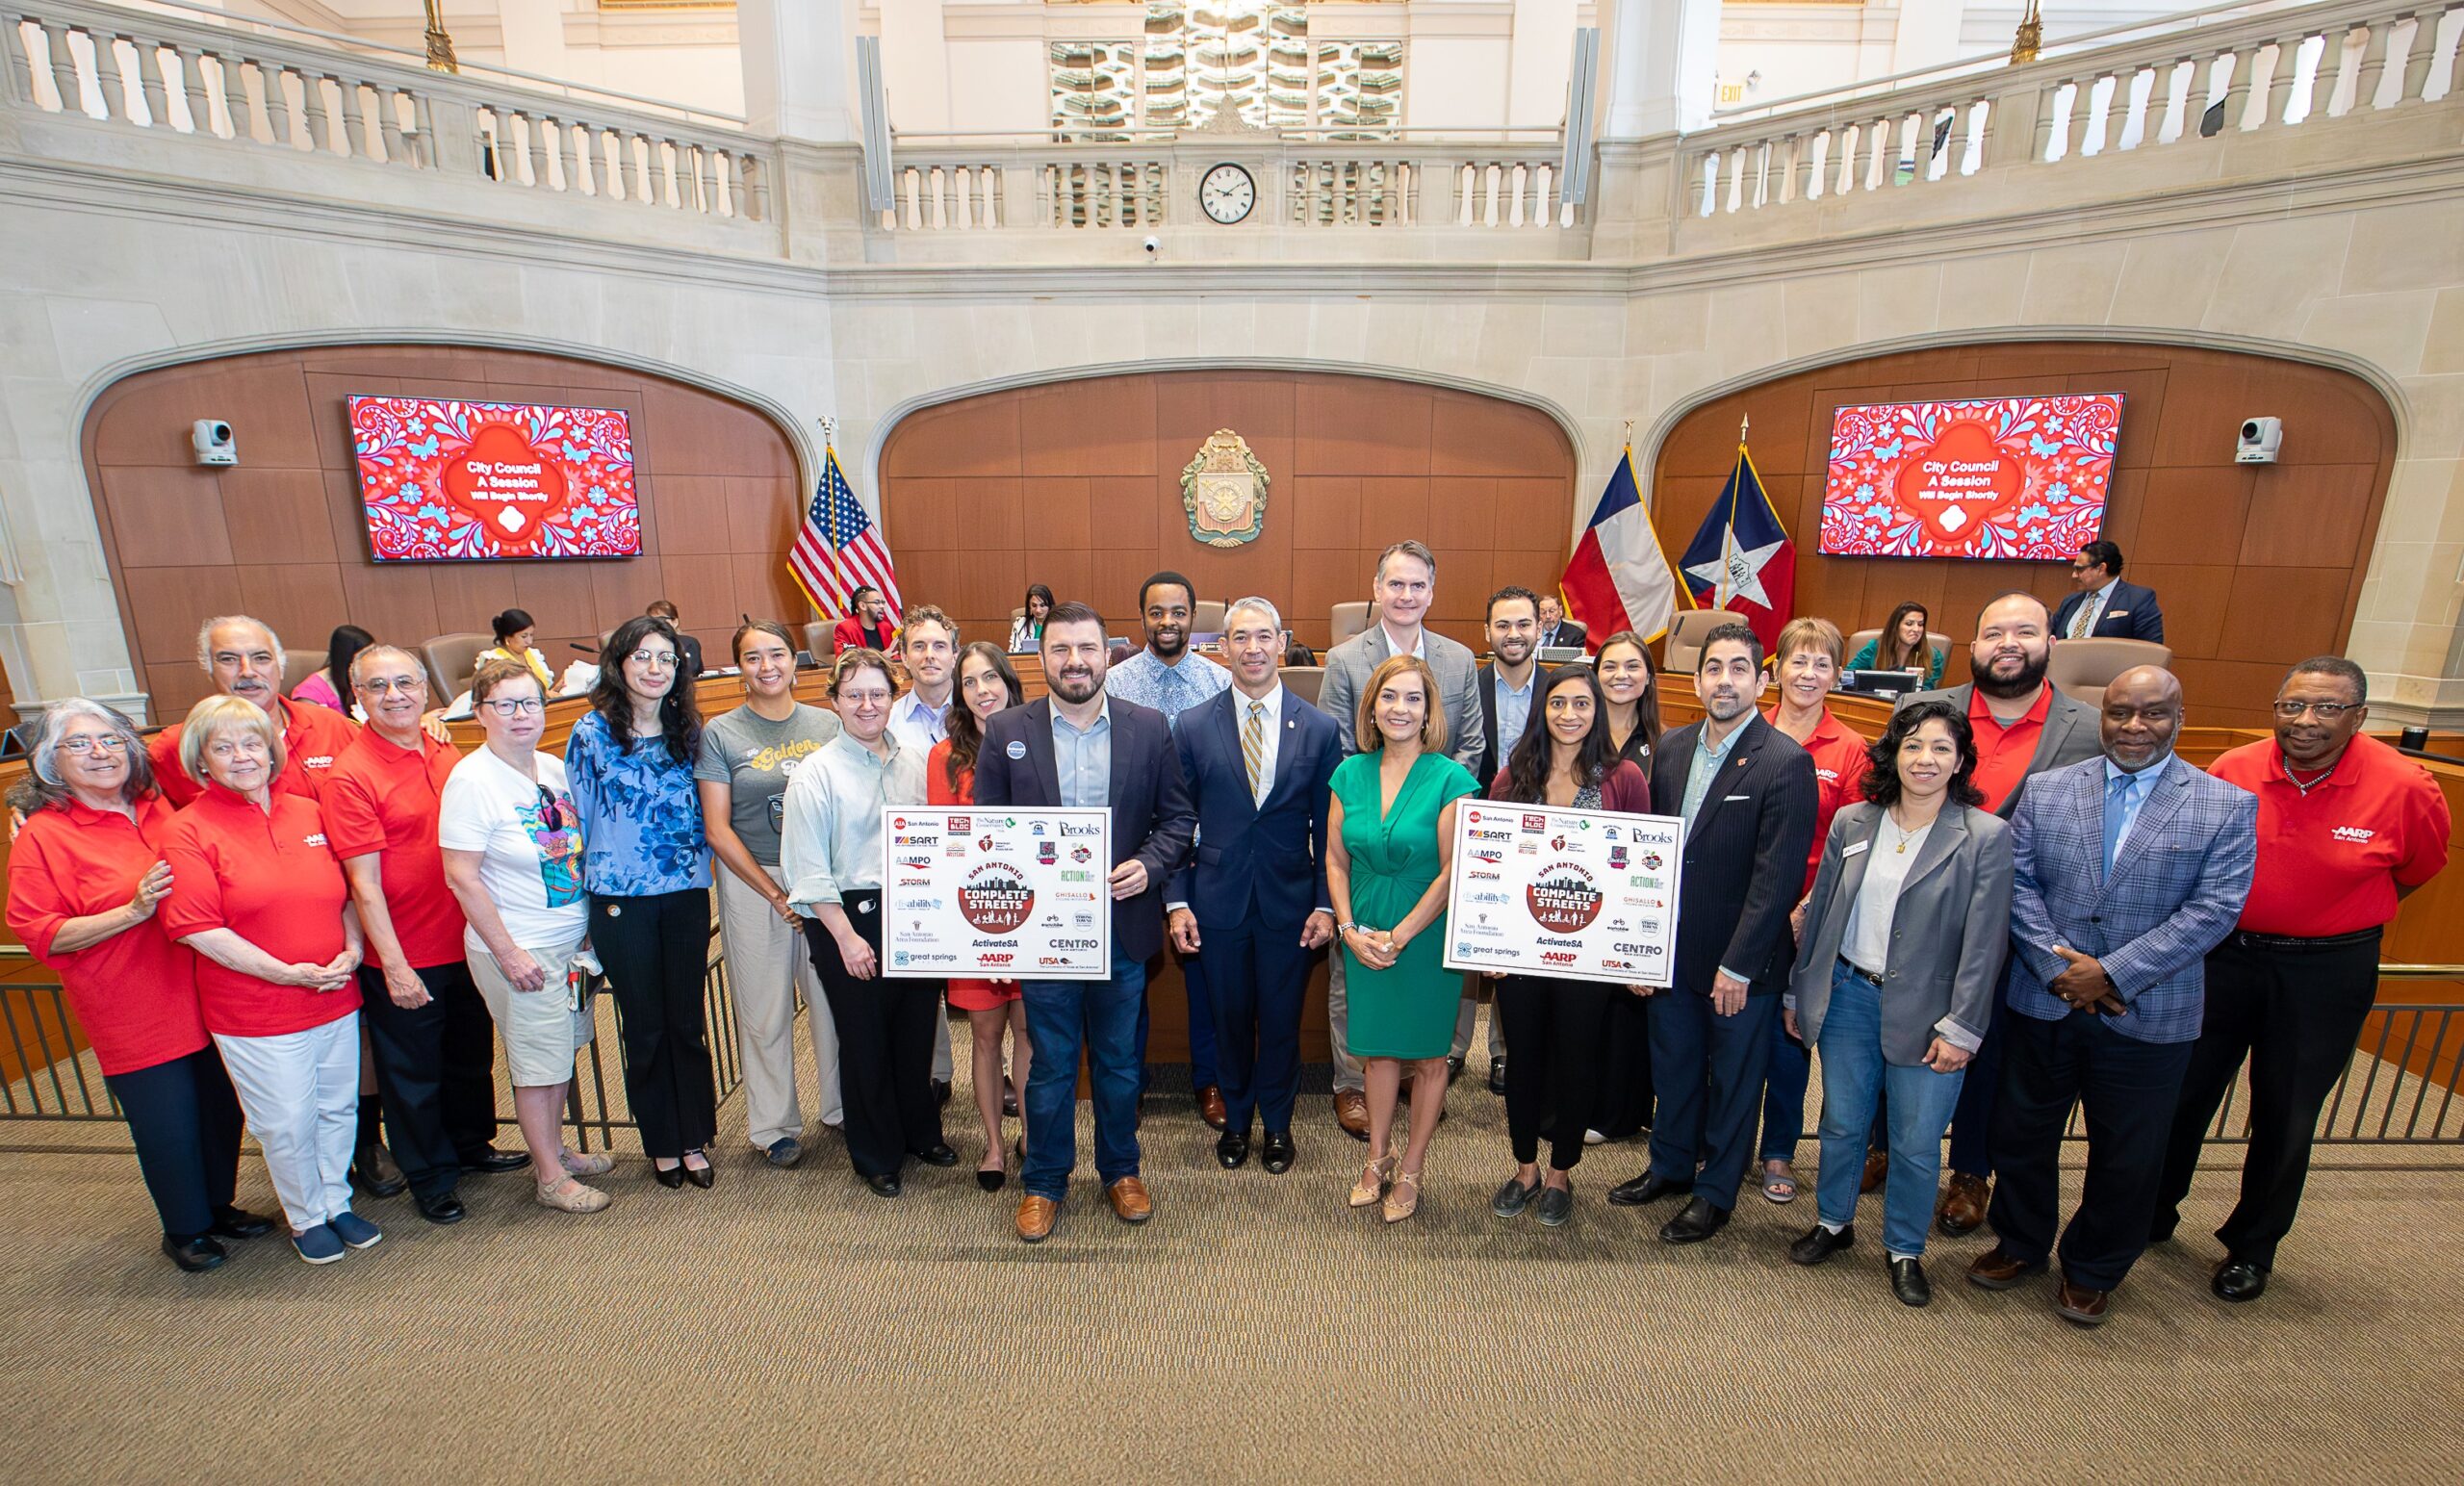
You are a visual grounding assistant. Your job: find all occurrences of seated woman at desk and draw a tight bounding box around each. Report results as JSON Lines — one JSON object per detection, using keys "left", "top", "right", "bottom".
{"left": 1847, "top": 602, "right": 1943, "bottom": 687}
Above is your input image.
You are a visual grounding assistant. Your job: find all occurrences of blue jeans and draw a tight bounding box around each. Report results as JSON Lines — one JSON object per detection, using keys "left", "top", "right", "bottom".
{"left": 1022, "top": 954, "right": 1147, "bottom": 1201}
{"left": 1812, "top": 961, "right": 1964, "bottom": 1257}
{"left": 1758, "top": 1010, "right": 1810, "bottom": 1163}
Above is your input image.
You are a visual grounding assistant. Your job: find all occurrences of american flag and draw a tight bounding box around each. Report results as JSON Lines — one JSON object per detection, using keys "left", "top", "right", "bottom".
{"left": 788, "top": 447, "right": 903, "bottom": 623}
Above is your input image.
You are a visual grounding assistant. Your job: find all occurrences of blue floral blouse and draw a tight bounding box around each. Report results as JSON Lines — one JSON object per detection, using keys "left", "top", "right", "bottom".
{"left": 563, "top": 709, "right": 713, "bottom": 896}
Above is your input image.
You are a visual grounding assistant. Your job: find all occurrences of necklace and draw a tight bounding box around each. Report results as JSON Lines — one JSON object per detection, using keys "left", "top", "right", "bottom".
{"left": 2283, "top": 755, "right": 2337, "bottom": 796}
{"left": 1884, "top": 807, "right": 1931, "bottom": 854}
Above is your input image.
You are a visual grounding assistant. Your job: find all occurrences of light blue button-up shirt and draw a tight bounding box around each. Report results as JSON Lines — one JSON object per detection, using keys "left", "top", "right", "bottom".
{"left": 1104, "top": 647, "right": 1229, "bottom": 727}
{"left": 1052, "top": 700, "right": 1114, "bottom": 809}
{"left": 1681, "top": 718, "right": 1749, "bottom": 831}
{"left": 2103, "top": 752, "right": 2171, "bottom": 860}
{"left": 1495, "top": 668, "right": 1536, "bottom": 765}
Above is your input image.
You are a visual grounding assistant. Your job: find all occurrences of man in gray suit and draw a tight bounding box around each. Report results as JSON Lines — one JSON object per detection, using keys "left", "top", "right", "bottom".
{"left": 1315, "top": 539, "right": 1483, "bottom": 1139}
{"left": 1889, "top": 590, "right": 2103, "bottom": 1234}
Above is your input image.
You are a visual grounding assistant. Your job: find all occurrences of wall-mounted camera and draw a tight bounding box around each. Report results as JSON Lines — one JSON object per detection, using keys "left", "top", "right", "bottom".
{"left": 2235, "top": 416, "right": 2281, "bottom": 465}
{"left": 1142, "top": 235, "right": 1160, "bottom": 257}
{"left": 191, "top": 419, "right": 236, "bottom": 467}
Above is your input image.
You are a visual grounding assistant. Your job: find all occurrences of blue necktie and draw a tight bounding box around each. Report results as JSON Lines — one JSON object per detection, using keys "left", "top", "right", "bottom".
{"left": 2100, "top": 772, "right": 2134, "bottom": 878}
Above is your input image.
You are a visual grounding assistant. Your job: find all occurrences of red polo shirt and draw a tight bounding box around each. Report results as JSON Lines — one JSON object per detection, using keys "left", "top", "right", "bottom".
{"left": 158, "top": 786, "right": 360, "bottom": 1038}
{"left": 4, "top": 795, "right": 208, "bottom": 1075}
{"left": 1967, "top": 684, "right": 2053, "bottom": 815}
{"left": 149, "top": 695, "right": 360, "bottom": 808}
{"left": 1767, "top": 705, "right": 1870, "bottom": 893}
{"left": 321, "top": 727, "right": 469, "bottom": 969}
{"left": 2209, "top": 733, "right": 2451, "bottom": 937}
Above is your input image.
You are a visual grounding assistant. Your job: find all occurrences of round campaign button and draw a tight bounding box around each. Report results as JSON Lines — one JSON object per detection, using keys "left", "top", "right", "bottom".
{"left": 1006, "top": 740, "right": 1027, "bottom": 759}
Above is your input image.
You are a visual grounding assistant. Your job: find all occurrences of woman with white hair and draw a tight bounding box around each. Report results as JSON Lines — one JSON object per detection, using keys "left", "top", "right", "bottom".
{"left": 5, "top": 700, "right": 276, "bottom": 1273}
{"left": 158, "top": 695, "right": 372, "bottom": 1265}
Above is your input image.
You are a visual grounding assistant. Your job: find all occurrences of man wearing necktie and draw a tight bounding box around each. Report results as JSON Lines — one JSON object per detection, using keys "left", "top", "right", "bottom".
{"left": 1971, "top": 666, "right": 2256, "bottom": 1327}
{"left": 1167, "top": 598, "right": 1343, "bottom": 1174}
{"left": 2052, "top": 542, "right": 2167, "bottom": 643}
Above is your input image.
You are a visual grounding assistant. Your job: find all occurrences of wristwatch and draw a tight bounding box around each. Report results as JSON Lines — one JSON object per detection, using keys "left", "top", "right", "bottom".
{"left": 1336, "top": 921, "right": 1358, "bottom": 936}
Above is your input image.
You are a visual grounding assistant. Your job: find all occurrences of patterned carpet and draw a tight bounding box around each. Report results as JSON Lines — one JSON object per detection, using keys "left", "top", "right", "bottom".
{"left": 4, "top": 1018, "right": 2459, "bottom": 1484}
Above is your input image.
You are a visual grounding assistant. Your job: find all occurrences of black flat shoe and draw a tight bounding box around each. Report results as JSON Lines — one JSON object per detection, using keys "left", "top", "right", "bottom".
{"left": 1216, "top": 1131, "right": 1250, "bottom": 1170}
{"left": 933, "top": 1080, "right": 953, "bottom": 1108}
{"left": 458, "top": 1145, "right": 532, "bottom": 1175}
{"left": 1260, "top": 1131, "right": 1296, "bottom": 1175}
{"left": 1889, "top": 1255, "right": 1933, "bottom": 1307}
{"left": 1535, "top": 1184, "right": 1575, "bottom": 1228}
{"left": 653, "top": 1165, "right": 687, "bottom": 1190}
{"left": 162, "top": 1235, "right": 228, "bottom": 1273}
{"left": 208, "top": 1206, "right": 276, "bottom": 1241}
{"left": 865, "top": 1172, "right": 903, "bottom": 1198}
{"left": 1607, "top": 1170, "right": 1690, "bottom": 1208}
{"left": 1658, "top": 1196, "right": 1730, "bottom": 1244}
{"left": 1789, "top": 1222, "right": 1856, "bottom": 1267}
{"left": 348, "top": 1152, "right": 408, "bottom": 1199}
{"left": 1446, "top": 1055, "right": 1466, "bottom": 1085}
{"left": 2212, "top": 1259, "right": 2269, "bottom": 1302}
{"left": 1493, "top": 1174, "right": 1541, "bottom": 1218}
{"left": 1002, "top": 1078, "right": 1019, "bottom": 1119}
{"left": 682, "top": 1156, "right": 715, "bottom": 1190}
{"left": 1486, "top": 1058, "right": 1507, "bottom": 1096}
{"left": 976, "top": 1168, "right": 1007, "bottom": 1192}
{"left": 913, "top": 1143, "right": 959, "bottom": 1168}
{"left": 413, "top": 1191, "right": 468, "bottom": 1225}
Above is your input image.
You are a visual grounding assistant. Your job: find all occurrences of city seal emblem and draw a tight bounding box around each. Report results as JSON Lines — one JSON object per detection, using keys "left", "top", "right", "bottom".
{"left": 1180, "top": 428, "right": 1268, "bottom": 549}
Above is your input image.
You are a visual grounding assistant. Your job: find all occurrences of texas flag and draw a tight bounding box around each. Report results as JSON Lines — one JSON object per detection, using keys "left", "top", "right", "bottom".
{"left": 1680, "top": 439, "right": 1795, "bottom": 653}
{"left": 1560, "top": 448, "right": 1687, "bottom": 645}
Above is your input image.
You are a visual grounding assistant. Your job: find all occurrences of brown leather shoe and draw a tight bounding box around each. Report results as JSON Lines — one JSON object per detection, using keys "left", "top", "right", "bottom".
{"left": 1936, "top": 1171, "right": 1990, "bottom": 1236}
{"left": 1106, "top": 1175, "right": 1154, "bottom": 1224}
{"left": 1197, "top": 1085, "right": 1228, "bottom": 1131}
{"left": 1965, "top": 1243, "right": 2047, "bottom": 1292}
{"left": 1334, "top": 1089, "right": 1370, "bottom": 1141}
{"left": 2054, "top": 1278, "right": 2111, "bottom": 1325}
{"left": 1014, "top": 1193, "right": 1058, "bottom": 1243}
{"left": 1860, "top": 1148, "right": 1888, "bottom": 1194}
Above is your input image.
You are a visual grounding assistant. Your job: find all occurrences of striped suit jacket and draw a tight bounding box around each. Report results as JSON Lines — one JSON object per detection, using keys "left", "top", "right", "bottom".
{"left": 2006, "top": 754, "right": 2258, "bottom": 1044}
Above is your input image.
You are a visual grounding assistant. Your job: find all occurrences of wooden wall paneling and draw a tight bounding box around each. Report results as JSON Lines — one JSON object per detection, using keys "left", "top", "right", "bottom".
{"left": 1649, "top": 342, "right": 2399, "bottom": 724}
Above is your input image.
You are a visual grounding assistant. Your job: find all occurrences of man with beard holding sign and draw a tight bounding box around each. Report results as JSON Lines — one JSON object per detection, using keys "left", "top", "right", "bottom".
{"left": 1609, "top": 623, "right": 1816, "bottom": 1245}
{"left": 1886, "top": 592, "right": 2102, "bottom": 1235}
{"left": 975, "top": 602, "right": 1195, "bottom": 1243}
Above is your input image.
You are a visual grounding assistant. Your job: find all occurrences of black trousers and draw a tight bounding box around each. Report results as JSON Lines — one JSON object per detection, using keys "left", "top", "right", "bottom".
{"left": 593, "top": 888, "right": 719, "bottom": 1160}
{"left": 105, "top": 1046, "right": 244, "bottom": 1242}
{"left": 1198, "top": 919, "right": 1314, "bottom": 1135}
{"left": 2153, "top": 930, "right": 2380, "bottom": 1270}
{"left": 805, "top": 893, "right": 942, "bottom": 1179}
{"left": 1497, "top": 976, "right": 1617, "bottom": 1170}
{"left": 356, "top": 960, "right": 502, "bottom": 1196}
{"left": 1987, "top": 1008, "right": 2194, "bottom": 1292}
{"left": 1591, "top": 992, "right": 1656, "bottom": 1139}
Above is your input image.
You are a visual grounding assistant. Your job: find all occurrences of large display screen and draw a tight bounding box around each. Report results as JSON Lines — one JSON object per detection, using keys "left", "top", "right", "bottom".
{"left": 1819, "top": 394, "right": 2123, "bottom": 560}
{"left": 348, "top": 395, "right": 641, "bottom": 561}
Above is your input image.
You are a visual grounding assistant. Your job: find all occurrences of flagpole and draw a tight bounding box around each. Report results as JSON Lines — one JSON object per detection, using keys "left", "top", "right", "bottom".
{"left": 817, "top": 415, "right": 845, "bottom": 617}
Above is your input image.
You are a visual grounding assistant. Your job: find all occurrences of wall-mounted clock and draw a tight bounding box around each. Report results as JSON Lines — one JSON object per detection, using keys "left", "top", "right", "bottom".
{"left": 1199, "top": 162, "right": 1255, "bottom": 224}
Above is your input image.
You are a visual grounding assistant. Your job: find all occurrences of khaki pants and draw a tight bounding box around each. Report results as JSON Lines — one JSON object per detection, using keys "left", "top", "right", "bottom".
{"left": 715, "top": 865, "right": 842, "bottom": 1146}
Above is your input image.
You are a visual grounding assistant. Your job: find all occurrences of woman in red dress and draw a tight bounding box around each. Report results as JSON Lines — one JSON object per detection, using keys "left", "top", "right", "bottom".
{"left": 928, "top": 641, "right": 1030, "bottom": 1191}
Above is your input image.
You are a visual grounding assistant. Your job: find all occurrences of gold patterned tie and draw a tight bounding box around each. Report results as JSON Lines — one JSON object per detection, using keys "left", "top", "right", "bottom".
{"left": 2069, "top": 599, "right": 2093, "bottom": 640}
{"left": 1244, "top": 700, "right": 1266, "bottom": 802}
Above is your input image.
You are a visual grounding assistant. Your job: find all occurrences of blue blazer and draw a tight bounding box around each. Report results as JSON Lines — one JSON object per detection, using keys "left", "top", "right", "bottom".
{"left": 1166, "top": 685, "right": 1343, "bottom": 933}
{"left": 1648, "top": 715, "right": 1819, "bottom": 995}
{"left": 2052, "top": 579, "right": 2165, "bottom": 643}
{"left": 972, "top": 697, "right": 1196, "bottom": 965}
{"left": 2005, "top": 755, "right": 2257, "bottom": 1044}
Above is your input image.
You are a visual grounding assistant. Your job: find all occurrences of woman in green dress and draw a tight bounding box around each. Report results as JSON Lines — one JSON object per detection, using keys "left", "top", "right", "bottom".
{"left": 1326, "top": 653, "right": 1479, "bottom": 1223}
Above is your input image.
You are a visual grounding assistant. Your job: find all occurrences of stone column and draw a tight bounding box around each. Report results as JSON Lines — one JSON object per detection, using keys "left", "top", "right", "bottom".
{"left": 739, "top": 0, "right": 859, "bottom": 142}
{"left": 1599, "top": 0, "right": 1722, "bottom": 139}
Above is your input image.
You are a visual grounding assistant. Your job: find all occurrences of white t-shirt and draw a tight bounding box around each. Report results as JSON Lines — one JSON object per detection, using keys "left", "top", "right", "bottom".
{"left": 438, "top": 746, "right": 590, "bottom": 954}
{"left": 1843, "top": 813, "right": 1935, "bottom": 977}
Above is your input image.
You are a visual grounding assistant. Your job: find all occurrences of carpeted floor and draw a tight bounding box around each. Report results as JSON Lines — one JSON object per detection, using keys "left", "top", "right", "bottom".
{"left": 5, "top": 1017, "right": 2460, "bottom": 1484}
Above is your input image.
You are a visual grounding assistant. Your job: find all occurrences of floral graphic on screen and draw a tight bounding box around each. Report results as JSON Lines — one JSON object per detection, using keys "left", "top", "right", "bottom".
{"left": 1820, "top": 395, "right": 2122, "bottom": 561}
{"left": 349, "top": 395, "right": 641, "bottom": 560}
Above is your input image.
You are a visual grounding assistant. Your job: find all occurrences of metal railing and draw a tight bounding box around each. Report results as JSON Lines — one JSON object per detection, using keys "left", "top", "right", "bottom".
{"left": 0, "top": 922, "right": 747, "bottom": 1150}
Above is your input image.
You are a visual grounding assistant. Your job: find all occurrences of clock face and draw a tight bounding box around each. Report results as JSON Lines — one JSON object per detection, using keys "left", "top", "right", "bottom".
{"left": 1200, "top": 163, "right": 1254, "bottom": 224}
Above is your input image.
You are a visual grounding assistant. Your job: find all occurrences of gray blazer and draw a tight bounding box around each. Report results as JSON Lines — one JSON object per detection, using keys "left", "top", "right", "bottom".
{"left": 1786, "top": 801, "right": 2015, "bottom": 1064}
{"left": 1315, "top": 623, "right": 1485, "bottom": 775}
{"left": 1895, "top": 681, "right": 2100, "bottom": 817}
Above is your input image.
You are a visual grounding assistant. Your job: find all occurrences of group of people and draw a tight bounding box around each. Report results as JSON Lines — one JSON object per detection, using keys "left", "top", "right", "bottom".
{"left": 4, "top": 535, "right": 2443, "bottom": 1330}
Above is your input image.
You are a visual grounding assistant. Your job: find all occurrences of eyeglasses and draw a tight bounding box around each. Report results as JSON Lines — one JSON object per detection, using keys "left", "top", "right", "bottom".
{"left": 59, "top": 735, "right": 129, "bottom": 756}
{"left": 629, "top": 650, "right": 680, "bottom": 668}
{"left": 2272, "top": 701, "right": 2359, "bottom": 721}
{"left": 484, "top": 698, "right": 546, "bottom": 717}
{"left": 360, "top": 676, "right": 424, "bottom": 696}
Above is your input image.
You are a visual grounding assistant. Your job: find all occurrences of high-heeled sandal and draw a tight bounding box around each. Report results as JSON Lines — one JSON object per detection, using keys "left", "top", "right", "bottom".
{"left": 1349, "top": 1153, "right": 1397, "bottom": 1209}
{"left": 1382, "top": 1168, "right": 1423, "bottom": 1224}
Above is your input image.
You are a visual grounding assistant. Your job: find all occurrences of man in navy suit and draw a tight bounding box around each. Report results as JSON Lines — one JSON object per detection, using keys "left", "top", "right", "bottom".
{"left": 1167, "top": 597, "right": 1343, "bottom": 1175}
{"left": 2051, "top": 541, "right": 2165, "bottom": 643}
{"left": 1970, "top": 665, "right": 2256, "bottom": 1326}
{"left": 974, "top": 602, "right": 1196, "bottom": 1243}
{"left": 1609, "top": 623, "right": 1818, "bottom": 1244}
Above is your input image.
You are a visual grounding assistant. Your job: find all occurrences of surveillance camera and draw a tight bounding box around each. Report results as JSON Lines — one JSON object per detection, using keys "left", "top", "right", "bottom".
{"left": 1142, "top": 236, "right": 1160, "bottom": 256}
{"left": 2236, "top": 416, "right": 2282, "bottom": 465}
{"left": 191, "top": 418, "right": 237, "bottom": 467}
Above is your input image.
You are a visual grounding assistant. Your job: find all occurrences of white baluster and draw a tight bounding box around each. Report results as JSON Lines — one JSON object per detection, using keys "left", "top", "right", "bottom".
{"left": 378, "top": 89, "right": 406, "bottom": 165}
{"left": 3, "top": 18, "right": 39, "bottom": 111}
{"left": 40, "top": 23, "right": 78, "bottom": 115}
{"left": 173, "top": 45, "right": 211, "bottom": 135}
{"left": 264, "top": 64, "right": 295, "bottom": 146}
{"left": 136, "top": 41, "right": 168, "bottom": 127}
{"left": 2218, "top": 47, "right": 2256, "bottom": 132}
{"left": 1831, "top": 124, "right": 1858, "bottom": 195}
{"left": 2350, "top": 20, "right": 2394, "bottom": 111}
{"left": 88, "top": 29, "right": 123, "bottom": 120}
{"left": 301, "top": 69, "right": 333, "bottom": 152}
{"left": 697, "top": 144, "right": 719, "bottom": 214}
{"left": 743, "top": 153, "right": 768, "bottom": 221}
{"left": 2398, "top": 10, "right": 2439, "bottom": 103}
{"left": 2086, "top": 75, "right": 2119, "bottom": 155}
